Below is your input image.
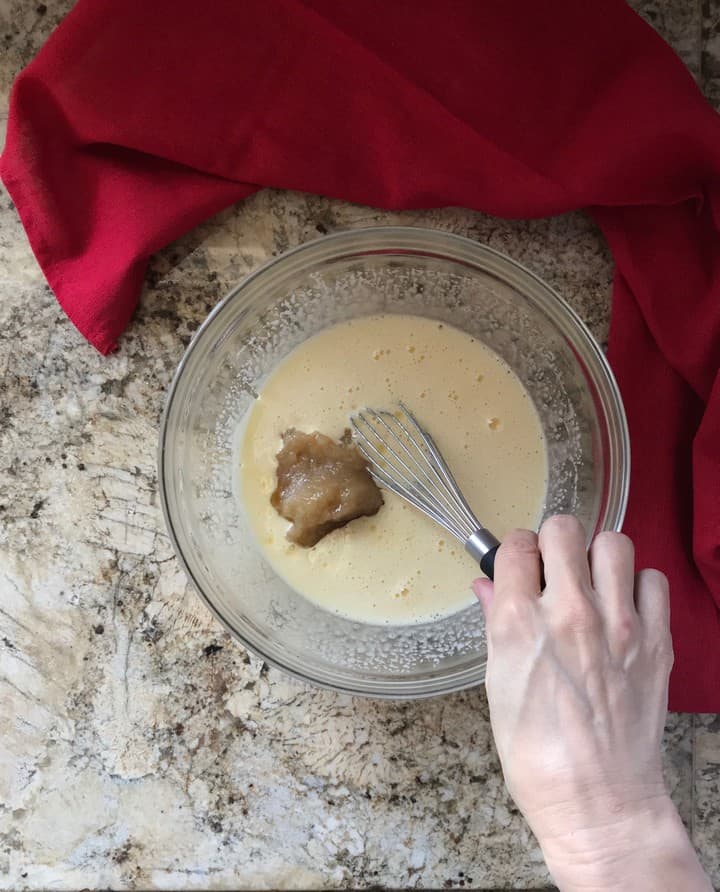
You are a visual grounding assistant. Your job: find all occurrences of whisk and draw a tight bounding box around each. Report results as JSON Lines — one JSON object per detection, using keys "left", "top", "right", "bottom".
{"left": 351, "top": 403, "right": 501, "bottom": 579}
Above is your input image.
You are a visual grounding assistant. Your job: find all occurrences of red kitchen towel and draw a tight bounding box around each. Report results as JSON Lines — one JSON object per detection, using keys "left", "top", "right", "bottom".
{"left": 2, "top": 0, "right": 719, "bottom": 711}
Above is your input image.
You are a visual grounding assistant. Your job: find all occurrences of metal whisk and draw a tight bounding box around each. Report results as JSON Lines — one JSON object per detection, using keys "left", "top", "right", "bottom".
{"left": 351, "top": 403, "right": 501, "bottom": 579}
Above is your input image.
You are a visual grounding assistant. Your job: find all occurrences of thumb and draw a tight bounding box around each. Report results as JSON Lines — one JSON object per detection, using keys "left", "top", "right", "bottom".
{"left": 472, "top": 578, "right": 495, "bottom": 616}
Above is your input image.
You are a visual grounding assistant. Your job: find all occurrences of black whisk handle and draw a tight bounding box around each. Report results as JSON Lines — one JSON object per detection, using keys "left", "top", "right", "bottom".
{"left": 479, "top": 545, "right": 499, "bottom": 580}
{"left": 465, "top": 529, "right": 501, "bottom": 580}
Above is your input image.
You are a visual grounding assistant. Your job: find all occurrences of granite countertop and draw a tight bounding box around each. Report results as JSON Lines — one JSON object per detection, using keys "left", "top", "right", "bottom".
{"left": 1, "top": 1, "right": 719, "bottom": 889}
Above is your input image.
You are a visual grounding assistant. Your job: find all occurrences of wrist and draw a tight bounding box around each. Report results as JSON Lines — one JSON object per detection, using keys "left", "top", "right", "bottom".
{"left": 537, "top": 796, "right": 711, "bottom": 891}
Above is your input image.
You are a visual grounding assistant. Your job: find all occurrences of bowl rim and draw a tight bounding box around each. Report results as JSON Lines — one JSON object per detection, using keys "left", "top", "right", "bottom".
{"left": 158, "top": 225, "right": 630, "bottom": 698}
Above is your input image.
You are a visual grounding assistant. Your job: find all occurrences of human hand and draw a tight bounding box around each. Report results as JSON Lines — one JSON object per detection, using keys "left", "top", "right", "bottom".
{"left": 474, "top": 515, "right": 711, "bottom": 891}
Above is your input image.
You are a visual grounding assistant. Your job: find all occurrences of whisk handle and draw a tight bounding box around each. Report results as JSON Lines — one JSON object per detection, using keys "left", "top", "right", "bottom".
{"left": 465, "top": 530, "right": 501, "bottom": 581}
{"left": 480, "top": 545, "right": 500, "bottom": 580}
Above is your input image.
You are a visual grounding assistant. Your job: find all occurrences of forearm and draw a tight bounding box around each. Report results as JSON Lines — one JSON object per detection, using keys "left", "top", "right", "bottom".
{"left": 537, "top": 798, "right": 712, "bottom": 892}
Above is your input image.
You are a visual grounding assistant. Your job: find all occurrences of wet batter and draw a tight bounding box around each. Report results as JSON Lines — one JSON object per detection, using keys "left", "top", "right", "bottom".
{"left": 238, "top": 314, "right": 547, "bottom": 624}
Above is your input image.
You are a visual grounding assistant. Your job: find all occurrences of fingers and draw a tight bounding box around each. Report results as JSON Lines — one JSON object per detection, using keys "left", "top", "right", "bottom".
{"left": 483, "top": 530, "right": 542, "bottom": 648}
{"left": 479, "top": 530, "right": 541, "bottom": 648}
{"left": 589, "top": 531, "right": 635, "bottom": 619}
{"left": 473, "top": 578, "right": 495, "bottom": 662}
{"left": 589, "top": 532, "right": 635, "bottom": 608}
{"left": 537, "top": 516, "right": 602, "bottom": 642}
{"left": 635, "top": 569, "right": 673, "bottom": 725}
{"left": 472, "top": 577, "right": 494, "bottom": 613}
{"left": 589, "top": 532, "right": 637, "bottom": 656}
{"left": 493, "top": 529, "right": 542, "bottom": 600}
{"left": 538, "top": 515, "right": 591, "bottom": 594}
{"left": 635, "top": 568, "right": 672, "bottom": 649}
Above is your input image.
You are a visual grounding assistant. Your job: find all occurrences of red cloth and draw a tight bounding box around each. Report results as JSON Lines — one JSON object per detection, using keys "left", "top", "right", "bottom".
{"left": 2, "top": 0, "right": 719, "bottom": 711}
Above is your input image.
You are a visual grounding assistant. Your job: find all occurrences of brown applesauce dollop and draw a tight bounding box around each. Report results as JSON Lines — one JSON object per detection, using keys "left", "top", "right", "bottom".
{"left": 271, "top": 428, "right": 383, "bottom": 547}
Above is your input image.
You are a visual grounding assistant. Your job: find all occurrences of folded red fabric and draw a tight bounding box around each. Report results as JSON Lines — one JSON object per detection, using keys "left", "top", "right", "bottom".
{"left": 2, "top": 0, "right": 719, "bottom": 710}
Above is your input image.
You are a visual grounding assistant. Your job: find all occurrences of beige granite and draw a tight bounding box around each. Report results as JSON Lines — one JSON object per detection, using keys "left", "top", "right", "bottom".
{"left": 0, "top": 0, "right": 718, "bottom": 889}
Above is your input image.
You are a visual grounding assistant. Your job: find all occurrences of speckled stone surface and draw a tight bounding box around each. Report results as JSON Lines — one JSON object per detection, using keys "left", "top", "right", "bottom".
{"left": 0, "top": 1, "right": 718, "bottom": 889}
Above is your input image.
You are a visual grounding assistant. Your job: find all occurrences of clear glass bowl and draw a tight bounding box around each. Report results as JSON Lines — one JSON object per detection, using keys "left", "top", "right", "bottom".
{"left": 159, "top": 227, "right": 629, "bottom": 698}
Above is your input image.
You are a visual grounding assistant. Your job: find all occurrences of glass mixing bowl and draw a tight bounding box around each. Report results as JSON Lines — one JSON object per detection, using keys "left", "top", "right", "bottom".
{"left": 159, "top": 227, "right": 629, "bottom": 698}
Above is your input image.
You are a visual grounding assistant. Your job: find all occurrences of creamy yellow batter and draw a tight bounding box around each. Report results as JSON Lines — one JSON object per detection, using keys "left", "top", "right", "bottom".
{"left": 238, "top": 314, "right": 547, "bottom": 625}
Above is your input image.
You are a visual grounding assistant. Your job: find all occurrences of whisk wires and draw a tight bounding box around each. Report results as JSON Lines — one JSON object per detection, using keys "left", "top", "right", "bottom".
{"left": 351, "top": 403, "right": 481, "bottom": 543}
